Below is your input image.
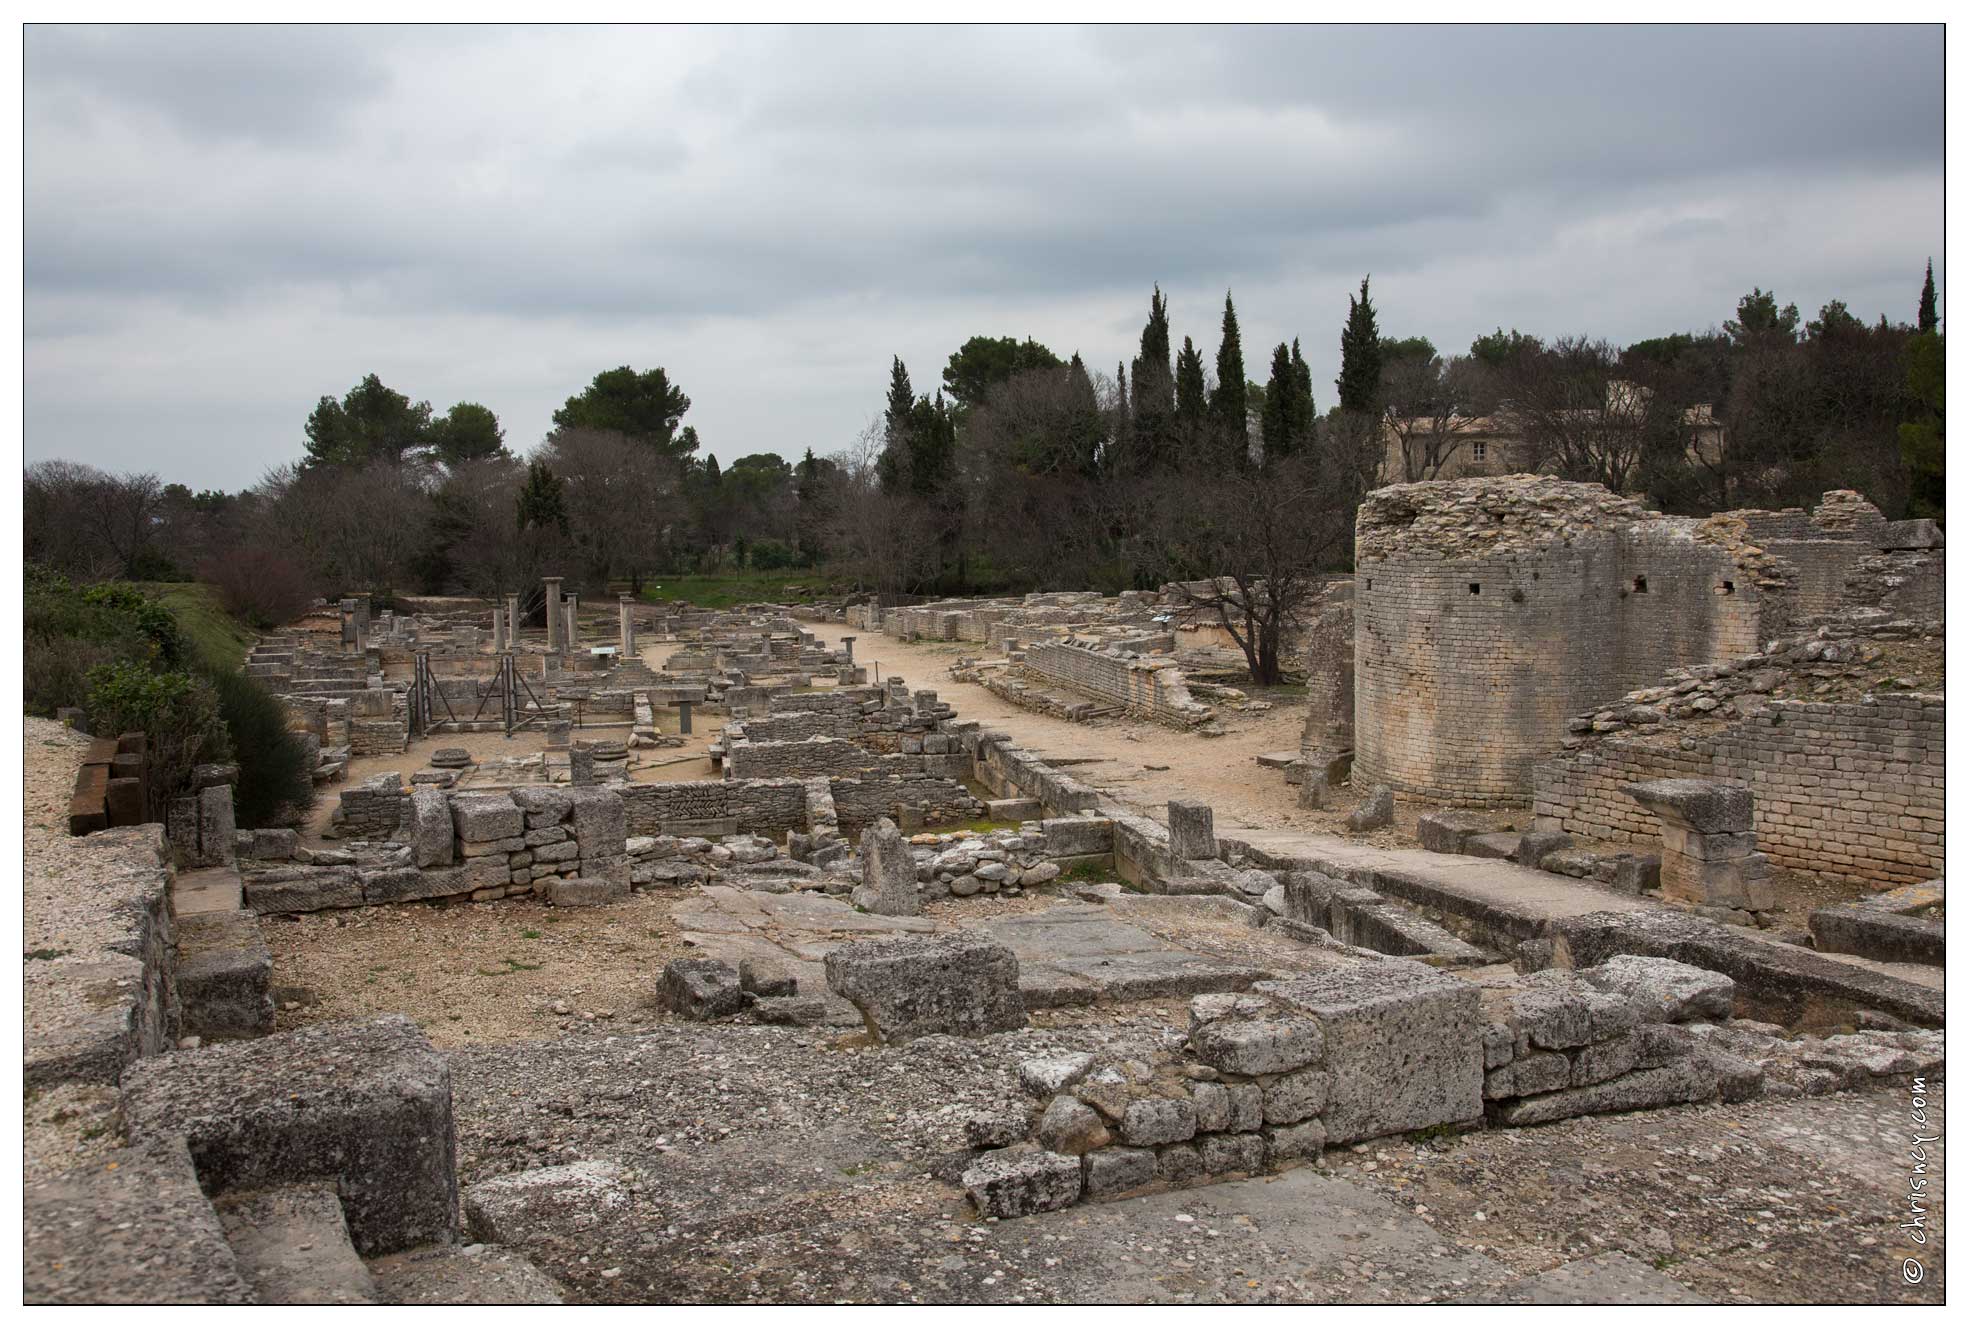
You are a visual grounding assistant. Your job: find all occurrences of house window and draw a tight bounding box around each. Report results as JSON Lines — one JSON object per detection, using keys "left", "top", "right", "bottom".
{"left": 1471, "top": 441, "right": 1488, "bottom": 461}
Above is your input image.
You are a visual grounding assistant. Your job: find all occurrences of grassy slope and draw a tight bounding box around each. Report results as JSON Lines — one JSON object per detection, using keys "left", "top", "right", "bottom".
{"left": 637, "top": 570, "right": 849, "bottom": 610}
{"left": 134, "top": 582, "right": 256, "bottom": 671}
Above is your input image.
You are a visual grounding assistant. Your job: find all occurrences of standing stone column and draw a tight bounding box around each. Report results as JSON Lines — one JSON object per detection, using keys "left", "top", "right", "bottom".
{"left": 1623, "top": 779, "right": 1773, "bottom": 913}
{"left": 676, "top": 700, "right": 693, "bottom": 735}
{"left": 1168, "top": 800, "right": 1217, "bottom": 861}
{"left": 566, "top": 593, "right": 580, "bottom": 650}
{"left": 505, "top": 593, "right": 521, "bottom": 643}
{"left": 841, "top": 636, "right": 856, "bottom": 661}
{"left": 619, "top": 594, "right": 636, "bottom": 658}
{"left": 852, "top": 817, "right": 921, "bottom": 916}
{"left": 490, "top": 605, "right": 506, "bottom": 652}
{"left": 543, "top": 577, "right": 563, "bottom": 653}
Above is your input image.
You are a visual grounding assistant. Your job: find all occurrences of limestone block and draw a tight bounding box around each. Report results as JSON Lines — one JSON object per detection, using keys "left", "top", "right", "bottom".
{"left": 659, "top": 959, "right": 748, "bottom": 1020}
{"left": 1623, "top": 778, "right": 1753, "bottom": 833}
{"left": 1118, "top": 1095, "right": 1197, "bottom": 1147}
{"left": 1167, "top": 800, "right": 1217, "bottom": 860}
{"left": 1082, "top": 1147, "right": 1157, "bottom": 1198}
{"left": 1416, "top": 810, "right": 1490, "bottom": 854}
{"left": 545, "top": 877, "right": 627, "bottom": 909}
{"left": 1189, "top": 1018, "right": 1324, "bottom": 1077}
{"left": 1018, "top": 1052, "right": 1095, "bottom": 1097}
{"left": 450, "top": 795, "right": 522, "bottom": 843}
{"left": 1198, "top": 1131, "right": 1266, "bottom": 1175}
{"left": 1036, "top": 1095, "right": 1111, "bottom": 1155}
{"left": 1261, "top": 960, "right": 1483, "bottom": 1145}
{"left": 199, "top": 785, "right": 238, "bottom": 866}
{"left": 564, "top": 787, "right": 627, "bottom": 858}
{"left": 823, "top": 933, "right": 1026, "bottom": 1042}
{"left": 1579, "top": 955, "right": 1736, "bottom": 1024}
{"left": 1346, "top": 784, "right": 1394, "bottom": 832}
{"left": 962, "top": 1148, "right": 1081, "bottom": 1218}
{"left": 406, "top": 789, "right": 454, "bottom": 869}
{"left": 851, "top": 818, "right": 921, "bottom": 917}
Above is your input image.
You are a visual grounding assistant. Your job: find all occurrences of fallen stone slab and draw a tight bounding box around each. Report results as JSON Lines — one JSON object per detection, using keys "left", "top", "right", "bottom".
{"left": 365, "top": 1242, "right": 567, "bottom": 1305}
{"left": 120, "top": 1015, "right": 458, "bottom": 1257}
{"left": 216, "top": 1183, "right": 379, "bottom": 1305}
{"left": 660, "top": 958, "right": 750, "bottom": 1020}
{"left": 1552, "top": 909, "right": 1943, "bottom": 1028}
{"left": 1578, "top": 954, "right": 1735, "bottom": 1024}
{"left": 1416, "top": 810, "right": 1492, "bottom": 854}
{"left": 24, "top": 1136, "right": 253, "bottom": 1305}
{"left": 1488, "top": 1057, "right": 1719, "bottom": 1126}
{"left": 464, "top": 1160, "right": 631, "bottom": 1247}
{"left": 824, "top": 932, "right": 1027, "bottom": 1042}
{"left": 1809, "top": 903, "right": 1944, "bottom": 967}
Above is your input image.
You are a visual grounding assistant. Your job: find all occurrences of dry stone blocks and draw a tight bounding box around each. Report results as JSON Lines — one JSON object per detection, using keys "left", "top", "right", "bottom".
{"left": 1624, "top": 778, "right": 1773, "bottom": 911}
{"left": 851, "top": 817, "right": 920, "bottom": 916}
{"left": 1167, "top": 800, "right": 1216, "bottom": 860}
{"left": 824, "top": 932, "right": 1027, "bottom": 1042}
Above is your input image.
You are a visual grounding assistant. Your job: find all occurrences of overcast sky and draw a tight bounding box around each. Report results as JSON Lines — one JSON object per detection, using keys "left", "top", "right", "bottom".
{"left": 24, "top": 23, "right": 1944, "bottom": 490}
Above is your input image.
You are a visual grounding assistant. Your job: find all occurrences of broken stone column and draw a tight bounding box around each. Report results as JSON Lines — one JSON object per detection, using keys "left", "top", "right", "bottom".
{"left": 542, "top": 577, "right": 563, "bottom": 653}
{"left": 566, "top": 592, "right": 580, "bottom": 649}
{"left": 505, "top": 593, "right": 521, "bottom": 642}
{"left": 852, "top": 816, "right": 921, "bottom": 915}
{"left": 1622, "top": 779, "right": 1773, "bottom": 912}
{"left": 489, "top": 605, "right": 505, "bottom": 652}
{"left": 569, "top": 743, "right": 597, "bottom": 787}
{"left": 618, "top": 594, "right": 636, "bottom": 658}
{"left": 841, "top": 635, "right": 855, "bottom": 661}
{"left": 1168, "top": 800, "right": 1217, "bottom": 861}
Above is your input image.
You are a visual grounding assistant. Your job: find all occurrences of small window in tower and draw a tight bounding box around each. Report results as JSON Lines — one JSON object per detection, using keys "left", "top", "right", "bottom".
{"left": 1468, "top": 582, "right": 1481, "bottom": 595}
{"left": 1633, "top": 576, "right": 1649, "bottom": 594}
{"left": 1721, "top": 580, "right": 1735, "bottom": 594}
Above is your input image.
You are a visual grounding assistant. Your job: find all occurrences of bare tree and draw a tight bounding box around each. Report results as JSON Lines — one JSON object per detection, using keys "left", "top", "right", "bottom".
{"left": 1498, "top": 336, "right": 1667, "bottom": 493}
{"left": 24, "top": 460, "right": 166, "bottom": 578}
{"left": 823, "top": 420, "right": 945, "bottom": 600}
{"left": 1381, "top": 354, "right": 1493, "bottom": 481}
{"left": 537, "top": 427, "right": 686, "bottom": 592}
{"left": 1150, "top": 444, "right": 1367, "bottom": 685}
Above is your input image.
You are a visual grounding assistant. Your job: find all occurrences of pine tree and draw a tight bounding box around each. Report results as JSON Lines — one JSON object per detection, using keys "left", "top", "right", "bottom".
{"left": 1174, "top": 335, "right": 1207, "bottom": 456}
{"left": 1337, "top": 275, "right": 1382, "bottom": 414}
{"left": 1129, "top": 284, "right": 1175, "bottom": 472}
{"left": 1919, "top": 259, "right": 1940, "bottom": 334}
{"left": 1209, "top": 292, "right": 1249, "bottom": 465}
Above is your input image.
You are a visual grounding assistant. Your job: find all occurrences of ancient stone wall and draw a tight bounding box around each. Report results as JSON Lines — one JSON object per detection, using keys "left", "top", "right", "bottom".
{"left": 1021, "top": 642, "right": 1212, "bottom": 728}
{"left": 827, "top": 774, "right": 985, "bottom": 833}
{"left": 1534, "top": 692, "right": 1943, "bottom": 886}
{"left": 617, "top": 779, "right": 810, "bottom": 838}
{"left": 1354, "top": 476, "right": 1805, "bottom": 806}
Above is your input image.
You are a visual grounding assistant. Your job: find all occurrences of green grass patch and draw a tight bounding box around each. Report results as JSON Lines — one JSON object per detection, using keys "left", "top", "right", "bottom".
{"left": 1055, "top": 859, "right": 1117, "bottom": 885}
{"left": 637, "top": 570, "right": 850, "bottom": 610}
{"left": 133, "top": 582, "right": 256, "bottom": 671}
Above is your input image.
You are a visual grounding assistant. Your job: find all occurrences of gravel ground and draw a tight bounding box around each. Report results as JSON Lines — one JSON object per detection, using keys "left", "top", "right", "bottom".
{"left": 264, "top": 881, "right": 1100, "bottom": 1048}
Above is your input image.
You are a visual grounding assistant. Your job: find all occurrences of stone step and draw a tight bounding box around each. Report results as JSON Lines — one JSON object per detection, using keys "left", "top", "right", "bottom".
{"left": 215, "top": 1184, "right": 379, "bottom": 1304}
{"left": 173, "top": 865, "right": 244, "bottom": 916}
{"left": 174, "top": 908, "right": 274, "bottom": 1038}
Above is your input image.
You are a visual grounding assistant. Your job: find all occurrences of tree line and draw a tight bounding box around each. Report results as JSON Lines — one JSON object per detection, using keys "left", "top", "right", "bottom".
{"left": 24, "top": 263, "right": 1942, "bottom": 671}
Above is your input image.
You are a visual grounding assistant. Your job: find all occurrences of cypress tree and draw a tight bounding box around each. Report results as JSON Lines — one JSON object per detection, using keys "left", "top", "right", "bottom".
{"left": 1290, "top": 338, "right": 1316, "bottom": 436}
{"left": 878, "top": 357, "right": 914, "bottom": 492}
{"left": 1919, "top": 259, "right": 1940, "bottom": 334}
{"left": 1174, "top": 335, "right": 1207, "bottom": 456}
{"left": 1337, "top": 275, "right": 1382, "bottom": 413}
{"left": 1130, "top": 284, "right": 1175, "bottom": 472}
{"left": 1063, "top": 353, "right": 1104, "bottom": 479}
{"left": 1209, "top": 292, "right": 1249, "bottom": 465}
{"left": 1260, "top": 342, "right": 1295, "bottom": 463}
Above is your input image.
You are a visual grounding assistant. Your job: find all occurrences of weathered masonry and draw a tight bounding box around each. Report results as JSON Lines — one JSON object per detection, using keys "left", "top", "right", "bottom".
{"left": 1352, "top": 476, "right": 1943, "bottom": 807}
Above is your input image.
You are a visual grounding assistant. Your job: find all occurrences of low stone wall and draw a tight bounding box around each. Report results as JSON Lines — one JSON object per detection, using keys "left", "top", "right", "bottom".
{"left": 1534, "top": 692, "right": 1943, "bottom": 887}
{"left": 828, "top": 774, "right": 984, "bottom": 833}
{"left": 968, "top": 731, "right": 1103, "bottom": 815}
{"left": 1021, "top": 643, "right": 1212, "bottom": 728}
{"left": 618, "top": 779, "right": 811, "bottom": 839}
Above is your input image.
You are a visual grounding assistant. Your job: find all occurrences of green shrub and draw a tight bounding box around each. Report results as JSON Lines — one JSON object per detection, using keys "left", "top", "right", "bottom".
{"left": 203, "top": 666, "right": 316, "bottom": 827}
{"left": 749, "top": 538, "right": 800, "bottom": 571}
{"left": 84, "top": 662, "right": 230, "bottom": 808}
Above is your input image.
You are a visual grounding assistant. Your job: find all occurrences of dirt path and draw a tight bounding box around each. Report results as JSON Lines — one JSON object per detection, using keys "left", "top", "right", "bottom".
{"left": 807, "top": 621, "right": 1324, "bottom": 831}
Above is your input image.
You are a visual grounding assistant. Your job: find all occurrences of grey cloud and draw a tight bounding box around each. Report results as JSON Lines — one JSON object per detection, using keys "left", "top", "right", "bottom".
{"left": 23, "top": 23, "right": 1944, "bottom": 490}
